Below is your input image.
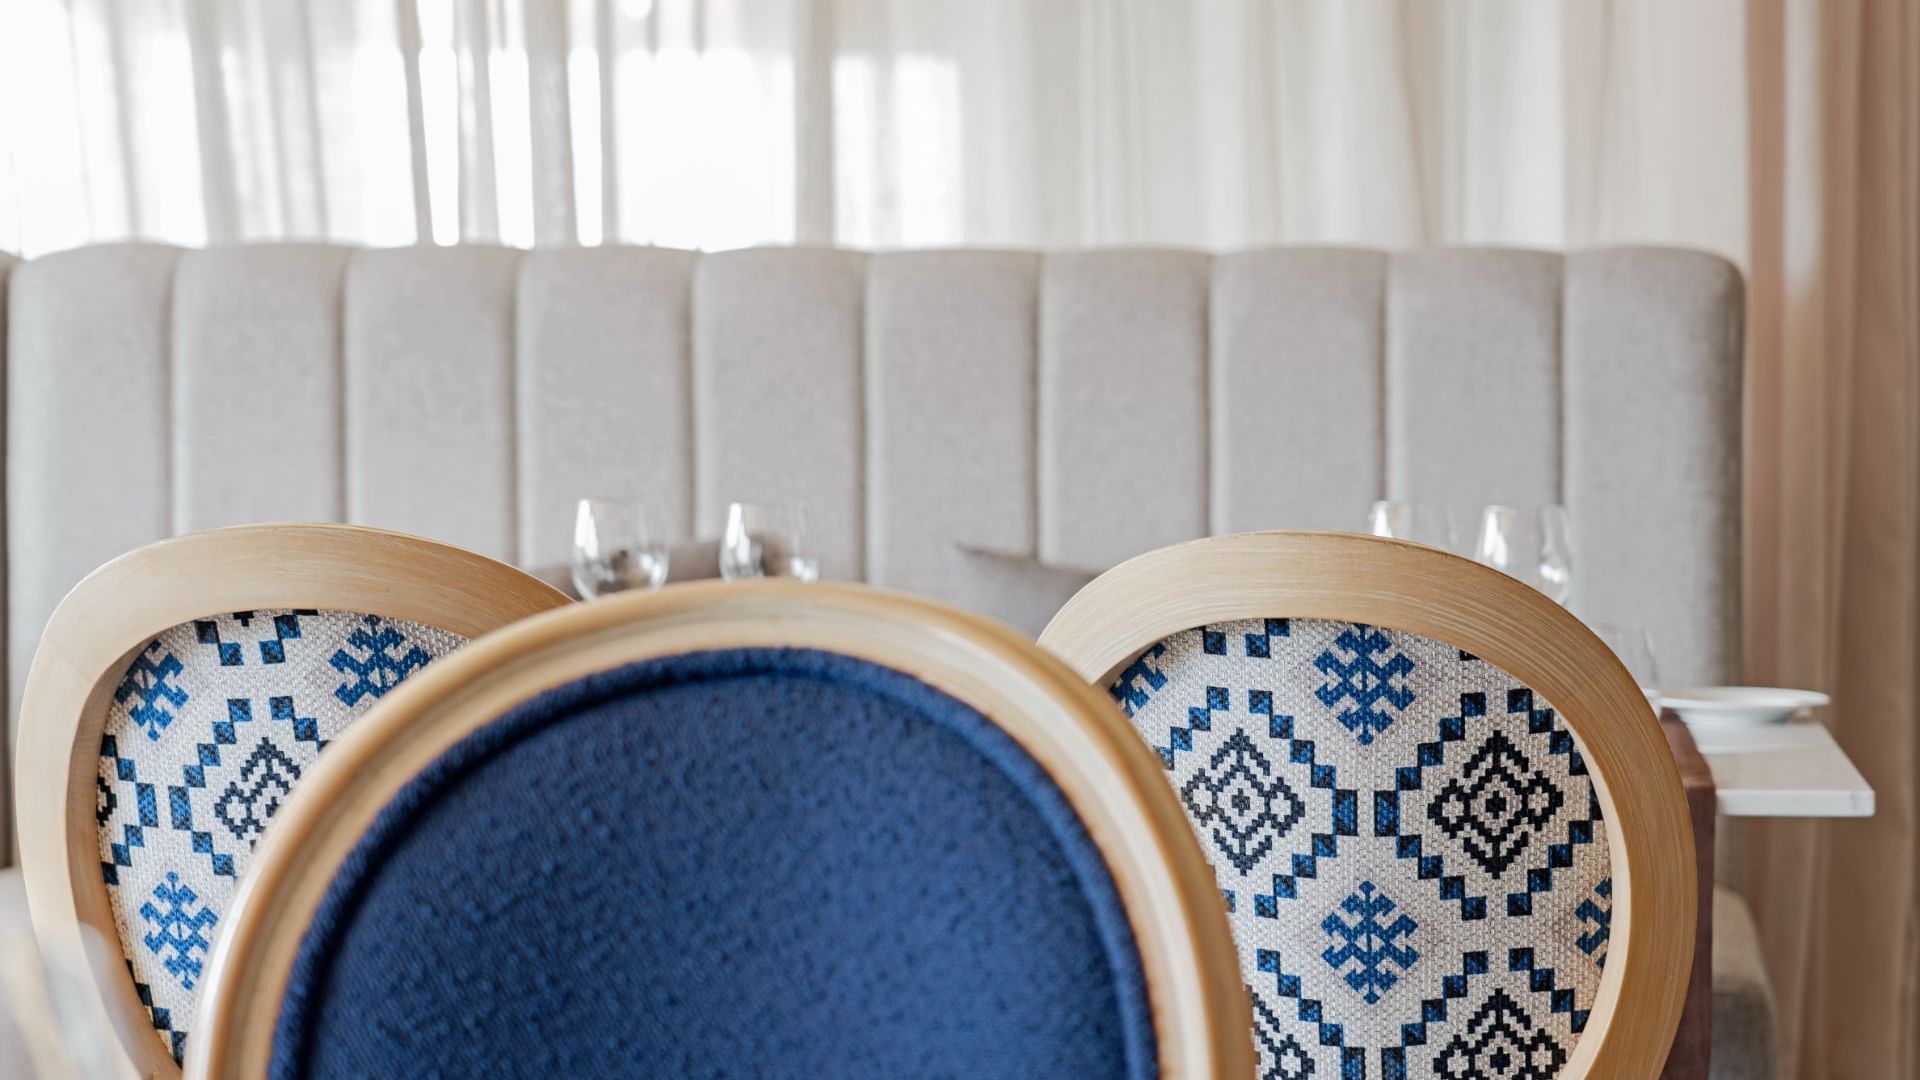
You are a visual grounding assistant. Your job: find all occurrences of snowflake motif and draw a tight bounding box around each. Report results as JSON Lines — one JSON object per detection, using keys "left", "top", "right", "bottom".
{"left": 1321, "top": 882, "right": 1420, "bottom": 1003}
{"left": 138, "top": 872, "right": 218, "bottom": 990}
{"left": 1314, "top": 625, "right": 1415, "bottom": 744}
{"left": 115, "top": 645, "right": 189, "bottom": 740}
{"left": 331, "top": 616, "right": 432, "bottom": 707}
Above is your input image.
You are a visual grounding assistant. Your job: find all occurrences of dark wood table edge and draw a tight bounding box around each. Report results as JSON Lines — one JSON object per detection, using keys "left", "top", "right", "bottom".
{"left": 1660, "top": 715, "right": 1716, "bottom": 1080}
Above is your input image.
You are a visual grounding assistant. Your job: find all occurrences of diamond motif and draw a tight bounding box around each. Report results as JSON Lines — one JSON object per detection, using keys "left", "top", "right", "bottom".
{"left": 1426, "top": 731, "right": 1564, "bottom": 878}
{"left": 1180, "top": 728, "right": 1305, "bottom": 874}
{"left": 1321, "top": 882, "right": 1419, "bottom": 1004}
{"left": 1314, "top": 625, "right": 1415, "bottom": 744}
{"left": 1433, "top": 988, "right": 1565, "bottom": 1079}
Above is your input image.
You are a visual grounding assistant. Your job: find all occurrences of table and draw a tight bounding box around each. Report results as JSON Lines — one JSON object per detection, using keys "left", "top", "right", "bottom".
{"left": 1683, "top": 715, "right": 1876, "bottom": 818}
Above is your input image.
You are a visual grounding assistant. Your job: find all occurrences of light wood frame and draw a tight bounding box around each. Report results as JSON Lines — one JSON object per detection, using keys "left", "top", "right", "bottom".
{"left": 13, "top": 523, "right": 571, "bottom": 1080}
{"left": 186, "top": 580, "right": 1254, "bottom": 1080}
{"left": 1037, "top": 531, "right": 1696, "bottom": 1080}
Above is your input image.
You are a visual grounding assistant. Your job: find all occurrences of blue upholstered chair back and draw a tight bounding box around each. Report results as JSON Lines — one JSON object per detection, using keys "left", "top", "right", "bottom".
{"left": 267, "top": 647, "right": 1156, "bottom": 1079}
{"left": 96, "top": 610, "right": 465, "bottom": 1062}
{"left": 1111, "top": 617, "right": 1610, "bottom": 1079}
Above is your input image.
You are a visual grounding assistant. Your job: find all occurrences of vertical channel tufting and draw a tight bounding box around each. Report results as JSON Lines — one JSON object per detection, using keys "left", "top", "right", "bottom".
{"left": 1038, "top": 251, "right": 1211, "bottom": 570}
{"left": 173, "top": 245, "right": 353, "bottom": 530}
{"left": 1565, "top": 250, "right": 1744, "bottom": 685}
{"left": 1386, "top": 250, "right": 1564, "bottom": 511}
{"left": 6, "top": 244, "right": 183, "bottom": 718}
{"left": 0, "top": 241, "right": 1751, "bottom": 784}
{"left": 343, "top": 246, "right": 523, "bottom": 562}
{"left": 517, "top": 247, "right": 697, "bottom": 569}
{"left": 692, "top": 248, "right": 868, "bottom": 580}
{"left": 866, "top": 251, "right": 1082, "bottom": 631}
{"left": 1211, "top": 249, "right": 1387, "bottom": 533}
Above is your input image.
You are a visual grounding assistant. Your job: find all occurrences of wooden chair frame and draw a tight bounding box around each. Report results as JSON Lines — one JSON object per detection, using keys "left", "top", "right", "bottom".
{"left": 1037, "top": 531, "right": 1695, "bottom": 1080}
{"left": 186, "top": 580, "right": 1254, "bottom": 1080}
{"left": 13, "top": 523, "right": 570, "bottom": 1080}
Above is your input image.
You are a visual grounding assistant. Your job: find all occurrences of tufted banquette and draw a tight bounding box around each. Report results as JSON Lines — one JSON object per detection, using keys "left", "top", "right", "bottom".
{"left": 0, "top": 243, "right": 1744, "bottom": 861}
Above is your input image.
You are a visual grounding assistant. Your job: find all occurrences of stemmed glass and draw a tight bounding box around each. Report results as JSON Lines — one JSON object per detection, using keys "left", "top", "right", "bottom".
{"left": 1474, "top": 504, "right": 1574, "bottom": 605}
{"left": 720, "top": 502, "right": 819, "bottom": 581}
{"left": 571, "top": 498, "right": 669, "bottom": 599}
{"left": 1366, "top": 500, "right": 1461, "bottom": 553}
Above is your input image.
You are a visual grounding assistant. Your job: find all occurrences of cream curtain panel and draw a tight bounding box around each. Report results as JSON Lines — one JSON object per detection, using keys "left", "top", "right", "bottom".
{"left": 1, "top": 0, "right": 1751, "bottom": 256}
{"left": 0, "top": 1, "right": 1913, "bottom": 1076}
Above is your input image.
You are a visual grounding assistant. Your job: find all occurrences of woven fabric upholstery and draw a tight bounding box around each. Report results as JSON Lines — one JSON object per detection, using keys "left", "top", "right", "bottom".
{"left": 270, "top": 648, "right": 1154, "bottom": 1080}
{"left": 1111, "top": 618, "right": 1610, "bottom": 1080}
{"left": 95, "top": 610, "right": 465, "bottom": 1062}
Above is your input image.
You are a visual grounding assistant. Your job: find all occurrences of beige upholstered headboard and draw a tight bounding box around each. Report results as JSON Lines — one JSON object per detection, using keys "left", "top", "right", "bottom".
{"left": 0, "top": 242, "right": 1743, "bottom": 857}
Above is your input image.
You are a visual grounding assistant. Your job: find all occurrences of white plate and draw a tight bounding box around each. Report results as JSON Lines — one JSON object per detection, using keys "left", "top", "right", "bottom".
{"left": 1658, "top": 686, "right": 1830, "bottom": 728}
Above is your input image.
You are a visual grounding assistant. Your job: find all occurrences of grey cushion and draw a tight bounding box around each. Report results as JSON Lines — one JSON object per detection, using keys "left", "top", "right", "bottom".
{"left": 1712, "top": 885, "right": 1778, "bottom": 1080}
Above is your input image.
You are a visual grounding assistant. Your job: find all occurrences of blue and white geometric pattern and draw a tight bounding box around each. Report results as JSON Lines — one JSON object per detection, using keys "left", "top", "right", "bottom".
{"left": 96, "top": 610, "right": 464, "bottom": 1063}
{"left": 1111, "top": 618, "right": 1610, "bottom": 1080}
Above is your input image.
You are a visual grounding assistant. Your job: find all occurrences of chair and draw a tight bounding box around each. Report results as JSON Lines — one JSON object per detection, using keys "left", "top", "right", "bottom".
{"left": 185, "top": 581, "right": 1252, "bottom": 1079}
{"left": 13, "top": 524, "right": 570, "bottom": 1079}
{"left": 1037, "top": 531, "right": 1695, "bottom": 1080}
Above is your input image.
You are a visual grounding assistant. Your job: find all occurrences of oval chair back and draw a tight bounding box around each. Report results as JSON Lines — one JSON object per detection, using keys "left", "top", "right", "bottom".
{"left": 1037, "top": 531, "right": 1693, "bottom": 1080}
{"left": 186, "top": 581, "right": 1252, "bottom": 1080}
{"left": 14, "top": 524, "right": 570, "bottom": 1079}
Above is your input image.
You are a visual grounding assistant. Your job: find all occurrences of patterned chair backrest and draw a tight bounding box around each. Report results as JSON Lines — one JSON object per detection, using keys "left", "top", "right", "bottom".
{"left": 98, "top": 609, "right": 464, "bottom": 1063}
{"left": 13, "top": 524, "right": 569, "bottom": 1080}
{"left": 1112, "top": 617, "right": 1609, "bottom": 1080}
{"left": 1038, "top": 531, "right": 1695, "bottom": 1080}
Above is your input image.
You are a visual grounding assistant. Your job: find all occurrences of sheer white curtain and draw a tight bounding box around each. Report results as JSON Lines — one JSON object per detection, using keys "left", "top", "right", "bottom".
{"left": 0, "top": 0, "right": 1749, "bottom": 260}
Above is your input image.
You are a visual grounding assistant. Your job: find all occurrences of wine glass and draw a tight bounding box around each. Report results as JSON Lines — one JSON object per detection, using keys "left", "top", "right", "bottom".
{"left": 1366, "top": 500, "right": 1461, "bottom": 553}
{"left": 1474, "top": 504, "right": 1574, "bottom": 604}
{"left": 571, "top": 498, "right": 669, "bottom": 599}
{"left": 1591, "top": 623, "right": 1663, "bottom": 715}
{"left": 720, "top": 503, "right": 818, "bottom": 581}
